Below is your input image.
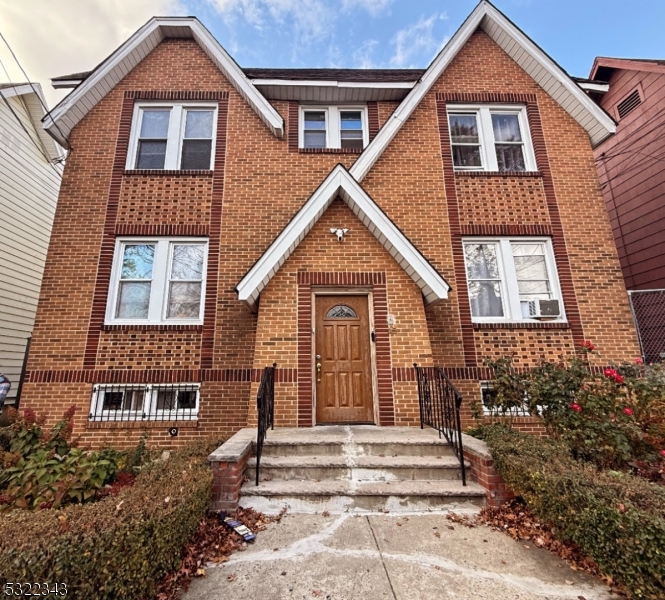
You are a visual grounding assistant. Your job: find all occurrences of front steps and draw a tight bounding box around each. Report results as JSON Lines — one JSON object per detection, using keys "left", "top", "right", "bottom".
{"left": 238, "top": 425, "right": 486, "bottom": 514}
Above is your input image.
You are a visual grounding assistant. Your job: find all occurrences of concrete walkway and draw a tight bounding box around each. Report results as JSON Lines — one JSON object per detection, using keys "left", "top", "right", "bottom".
{"left": 183, "top": 513, "right": 613, "bottom": 600}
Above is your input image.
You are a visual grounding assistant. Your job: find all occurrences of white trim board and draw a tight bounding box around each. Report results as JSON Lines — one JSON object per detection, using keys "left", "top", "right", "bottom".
{"left": 349, "top": 0, "right": 616, "bottom": 182}
{"left": 42, "top": 17, "right": 284, "bottom": 148}
{"left": 236, "top": 165, "right": 450, "bottom": 311}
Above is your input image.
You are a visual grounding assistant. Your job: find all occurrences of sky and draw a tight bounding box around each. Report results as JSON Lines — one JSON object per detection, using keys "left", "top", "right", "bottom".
{"left": 0, "top": 0, "right": 664, "bottom": 108}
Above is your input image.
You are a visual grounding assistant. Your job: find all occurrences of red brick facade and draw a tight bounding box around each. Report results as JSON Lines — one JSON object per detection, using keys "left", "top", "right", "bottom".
{"left": 21, "top": 30, "right": 639, "bottom": 448}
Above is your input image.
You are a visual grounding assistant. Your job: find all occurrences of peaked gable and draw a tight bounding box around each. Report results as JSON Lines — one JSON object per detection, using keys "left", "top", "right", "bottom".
{"left": 236, "top": 165, "right": 450, "bottom": 311}
{"left": 350, "top": 0, "right": 616, "bottom": 182}
{"left": 43, "top": 17, "right": 284, "bottom": 148}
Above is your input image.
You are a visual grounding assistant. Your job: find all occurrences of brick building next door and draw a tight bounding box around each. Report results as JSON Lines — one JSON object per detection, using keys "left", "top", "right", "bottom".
{"left": 315, "top": 295, "right": 374, "bottom": 424}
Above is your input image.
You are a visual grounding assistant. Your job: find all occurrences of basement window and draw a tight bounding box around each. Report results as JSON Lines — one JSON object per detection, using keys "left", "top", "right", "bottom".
{"left": 126, "top": 102, "right": 218, "bottom": 170}
{"left": 299, "top": 106, "right": 369, "bottom": 150}
{"left": 447, "top": 105, "right": 537, "bottom": 172}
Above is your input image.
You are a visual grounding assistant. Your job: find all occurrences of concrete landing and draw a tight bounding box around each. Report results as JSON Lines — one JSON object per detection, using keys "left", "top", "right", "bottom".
{"left": 182, "top": 513, "right": 614, "bottom": 600}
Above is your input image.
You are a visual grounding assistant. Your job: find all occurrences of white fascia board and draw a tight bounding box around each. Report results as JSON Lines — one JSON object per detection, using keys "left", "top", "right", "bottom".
{"left": 236, "top": 165, "right": 450, "bottom": 311}
{"left": 350, "top": 0, "right": 615, "bottom": 181}
{"left": 576, "top": 81, "right": 610, "bottom": 93}
{"left": 43, "top": 17, "right": 283, "bottom": 148}
{"left": 250, "top": 79, "right": 416, "bottom": 90}
{"left": 0, "top": 84, "right": 36, "bottom": 100}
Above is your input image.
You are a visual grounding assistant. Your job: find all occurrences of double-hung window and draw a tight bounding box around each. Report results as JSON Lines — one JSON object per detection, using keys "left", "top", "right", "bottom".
{"left": 126, "top": 103, "right": 217, "bottom": 170}
{"left": 463, "top": 238, "right": 563, "bottom": 322}
{"left": 300, "top": 106, "right": 368, "bottom": 150}
{"left": 447, "top": 105, "right": 536, "bottom": 172}
{"left": 106, "top": 238, "right": 208, "bottom": 325}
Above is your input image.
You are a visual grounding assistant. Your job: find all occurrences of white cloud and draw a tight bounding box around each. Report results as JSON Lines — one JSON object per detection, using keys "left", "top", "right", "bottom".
{"left": 353, "top": 39, "right": 378, "bottom": 69}
{"left": 206, "top": 0, "right": 333, "bottom": 46}
{"left": 390, "top": 12, "right": 448, "bottom": 68}
{"left": 341, "top": 0, "right": 394, "bottom": 17}
{"left": 0, "top": 0, "right": 188, "bottom": 107}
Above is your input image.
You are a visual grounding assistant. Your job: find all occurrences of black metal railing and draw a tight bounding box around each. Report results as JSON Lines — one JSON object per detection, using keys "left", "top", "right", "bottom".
{"left": 414, "top": 365, "right": 466, "bottom": 486}
{"left": 255, "top": 363, "right": 276, "bottom": 486}
{"left": 88, "top": 382, "right": 200, "bottom": 423}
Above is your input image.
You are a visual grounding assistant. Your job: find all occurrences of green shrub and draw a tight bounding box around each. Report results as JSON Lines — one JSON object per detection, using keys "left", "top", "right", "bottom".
{"left": 483, "top": 425, "right": 665, "bottom": 600}
{"left": 0, "top": 439, "right": 216, "bottom": 599}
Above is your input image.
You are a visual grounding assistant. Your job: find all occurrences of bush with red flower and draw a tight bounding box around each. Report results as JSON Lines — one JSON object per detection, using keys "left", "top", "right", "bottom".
{"left": 483, "top": 345, "right": 665, "bottom": 471}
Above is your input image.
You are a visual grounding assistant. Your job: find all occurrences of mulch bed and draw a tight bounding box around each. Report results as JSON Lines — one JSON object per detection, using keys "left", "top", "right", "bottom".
{"left": 447, "top": 500, "right": 627, "bottom": 597}
{"left": 155, "top": 506, "right": 285, "bottom": 600}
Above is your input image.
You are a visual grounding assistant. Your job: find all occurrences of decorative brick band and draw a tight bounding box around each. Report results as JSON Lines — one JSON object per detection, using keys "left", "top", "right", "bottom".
{"left": 437, "top": 92, "right": 537, "bottom": 104}
{"left": 525, "top": 103, "right": 585, "bottom": 346}
{"left": 437, "top": 99, "right": 477, "bottom": 368}
{"left": 201, "top": 98, "right": 229, "bottom": 369}
{"left": 25, "top": 367, "right": 297, "bottom": 384}
{"left": 460, "top": 224, "right": 553, "bottom": 237}
{"left": 297, "top": 272, "right": 393, "bottom": 427}
{"left": 83, "top": 96, "right": 135, "bottom": 368}
{"left": 114, "top": 224, "right": 210, "bottom": 237}
{"left": 473, "top": 321, "right": 570, "bottom": 330}
{"left": 124, "top": 90, "right": 229, "bottom": 100}
{"left": 367, "top": 101, "right": 379, "bottom": 140}
{"left": 123, "top": 169, "right": 214, "bottom": 177}
{"left": 455, "top": 171, "right": 542, "bottom": 178}
{"left": 102, "top": 324, "right": 204, "bottom": 332}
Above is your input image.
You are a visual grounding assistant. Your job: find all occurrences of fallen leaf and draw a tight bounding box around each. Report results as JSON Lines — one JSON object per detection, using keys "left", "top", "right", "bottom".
{"left": 227, "top": 574, "right": 237, "bottom": 582}
{"left": 434, "top": 532, "right": 441, "bottom": 538}
{"left": 196, "top": 568, "right": 206, "bottom": 577}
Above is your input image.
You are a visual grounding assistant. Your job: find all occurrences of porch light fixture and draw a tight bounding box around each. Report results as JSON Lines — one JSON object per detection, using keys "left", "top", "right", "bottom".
{"left": 330, "top": 228, "right": 349, "bottom": 242}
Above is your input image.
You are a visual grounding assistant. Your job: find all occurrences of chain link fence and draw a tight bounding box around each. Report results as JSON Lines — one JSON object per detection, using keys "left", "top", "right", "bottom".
{"left": 628, "top": 290, "right": 665, "bottom": 364}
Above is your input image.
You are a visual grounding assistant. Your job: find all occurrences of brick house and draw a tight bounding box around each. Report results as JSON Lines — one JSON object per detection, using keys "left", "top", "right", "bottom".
{"left": 585, "top": 58, "right": 665, "bottom": 363}
{"left": 22, "top": 1, "right": 639, "bottom": 449}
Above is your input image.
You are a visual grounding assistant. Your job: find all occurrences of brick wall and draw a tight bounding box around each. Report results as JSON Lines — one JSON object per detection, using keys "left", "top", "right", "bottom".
{"left": 21, "top": 30, "right": 639, "bottom": 446}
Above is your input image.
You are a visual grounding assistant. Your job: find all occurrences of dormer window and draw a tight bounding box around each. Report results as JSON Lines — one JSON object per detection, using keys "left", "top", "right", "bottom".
{"left": 447, "top": 105, "right": 537, "bottom": 172}
{"left": 126, "top": 102, "right": 218, "bottom": 170}
{"left": 299, "top": 106, "right": 368, "bottom": 150}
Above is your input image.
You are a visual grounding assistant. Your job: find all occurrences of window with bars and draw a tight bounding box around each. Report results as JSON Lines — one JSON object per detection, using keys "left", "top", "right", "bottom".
{"left": 126, "top": 103, "right": 217, "bottom": 170}
{"left": 447, "top": 105, "right": 536, "bottom": 172}
{"left": 462, "top": 238, "right": 563, "bottom": 322}
{"left": 300, "top": 106, "right": 368, "bottom": 150}
{"left": 106, "top": 238, "right": 208, "bottom": 324}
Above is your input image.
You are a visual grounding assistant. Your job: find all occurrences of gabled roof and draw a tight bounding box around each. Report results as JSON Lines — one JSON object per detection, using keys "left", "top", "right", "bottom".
{"left": 591, "top": 57, "right": 665, "bottom": 82}
{"left": 43, "top": 17, "right": 284, "bottom": 148}
{"left": 236, "top": 165, "right": 450, "bottom": 311}
{"left": 0, "top": 82, "right": 63, "bottom": 161}
{"left": 349, "top": 0, "right": 616, "bottom": 181}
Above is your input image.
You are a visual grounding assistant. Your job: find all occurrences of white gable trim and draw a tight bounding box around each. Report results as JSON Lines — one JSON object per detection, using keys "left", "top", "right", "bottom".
{"left": 350, "top": 0, "right": 616, "bottom": 182}
{"left": 236, "top": 165, "right": 450, "bottom": 311}
{"left": 43, "top": 17, "right": 284, "bottom": 148}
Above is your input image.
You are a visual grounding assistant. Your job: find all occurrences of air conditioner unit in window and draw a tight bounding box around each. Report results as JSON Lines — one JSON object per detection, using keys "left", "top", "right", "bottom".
{"left": 526, "top": 299, "right": 561, "bottom": 319}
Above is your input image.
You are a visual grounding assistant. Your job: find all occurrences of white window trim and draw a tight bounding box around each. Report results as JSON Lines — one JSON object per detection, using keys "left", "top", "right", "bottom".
{"left": 462, "top": 237, "right": 565, "bottom": 324}
{"left": 480, "top": 381, "right": 531, "bottom": 417}
{"left": 125, "top": 102, "right": 218, "bottom": 170}
{"left": 447, "top": 104, "right": 537, "bottom": 172}
{"left": 90, "top": 383, "right": 200, "bottom": 421}
{"left": 299, "top": 105, "right": 369, "bottom": 150}
{"left": 105, "top": 237, "right": 209, "bottom": 325}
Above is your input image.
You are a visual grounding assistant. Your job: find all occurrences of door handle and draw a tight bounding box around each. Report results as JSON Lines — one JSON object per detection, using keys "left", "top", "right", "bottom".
{"left": 316, "top": 361, "right": 322, "bottom": 383}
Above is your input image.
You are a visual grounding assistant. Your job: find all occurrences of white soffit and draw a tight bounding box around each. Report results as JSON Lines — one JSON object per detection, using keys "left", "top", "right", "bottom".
{"left": 42, "top": 17, "right": 284, "bottom": 148}
{"left": 1, "top": 83, "right": 63, "bottom": 160}
{"left": 251, "top": 80, "right": 416, "bottom": 103}
{"left": 349, "top": 0, "right": 616, "bottom": 182}
{"left": 236, "top": 165, "right": 450, "bottom": 311}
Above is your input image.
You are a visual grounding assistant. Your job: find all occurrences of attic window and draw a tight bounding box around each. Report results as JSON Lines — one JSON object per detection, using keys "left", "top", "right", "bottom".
{"left": 616, "top": 90, "right": 642, "bottom": 119}
{"left": 299, "top": 106, "right": 369, "bottom": 150}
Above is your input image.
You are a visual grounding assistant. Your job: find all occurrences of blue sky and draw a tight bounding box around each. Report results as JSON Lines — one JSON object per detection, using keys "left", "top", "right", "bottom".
{"left": 0, "top": 0, "right": 664, "bottom": 107}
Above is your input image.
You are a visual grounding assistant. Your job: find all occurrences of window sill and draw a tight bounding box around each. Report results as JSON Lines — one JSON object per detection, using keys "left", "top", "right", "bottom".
{"left": 455, "top": 170, "right": 542, "bottom": 178}
{"left": 298, "top": 148, "right": 363, "bottom": 154}
{"left": 123, "top": 169, "right": 214, "bottom": 177}
{"left": 473, "top": 321, "right": 569, "bottom": 330}
{"left": 103, "top": 324, "right": 203, "bottom": 332}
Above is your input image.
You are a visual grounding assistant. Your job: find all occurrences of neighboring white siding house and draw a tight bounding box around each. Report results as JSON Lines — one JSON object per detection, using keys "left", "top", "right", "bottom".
{"left": 0, "top": 83, "right": 62, "bottom": 404}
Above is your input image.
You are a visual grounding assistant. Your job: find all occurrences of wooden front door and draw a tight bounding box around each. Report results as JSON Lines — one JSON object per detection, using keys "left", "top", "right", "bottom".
{"left": 315, "top": 295, "right": 374, "bottom": 424}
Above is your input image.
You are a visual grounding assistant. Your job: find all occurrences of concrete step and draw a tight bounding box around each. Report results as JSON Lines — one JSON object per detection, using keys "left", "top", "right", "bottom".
{"left": 246, "top": 454, "right": 467, "bottom": 482}
{"left": 239, "top": 479, "right": 486, "bottom": 514}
